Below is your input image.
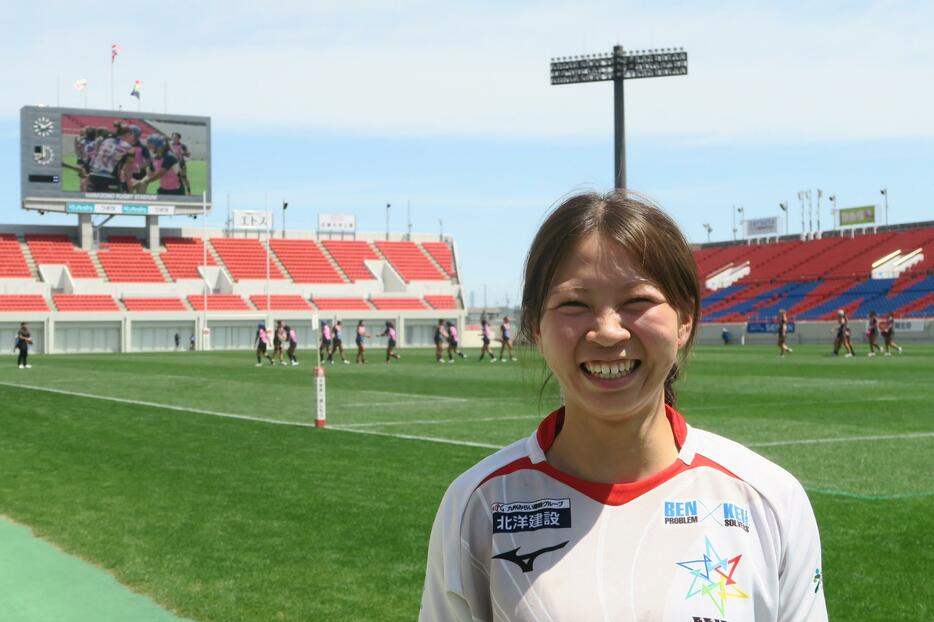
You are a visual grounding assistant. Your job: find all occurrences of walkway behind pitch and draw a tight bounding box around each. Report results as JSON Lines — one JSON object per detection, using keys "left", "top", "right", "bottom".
{"left": 0, "top": 516, "right": 192, "bottom": 622}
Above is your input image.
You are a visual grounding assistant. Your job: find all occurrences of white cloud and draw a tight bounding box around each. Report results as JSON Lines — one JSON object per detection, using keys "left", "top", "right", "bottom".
{"left": 4, "top": 1, "right": 933, "bottom": 140}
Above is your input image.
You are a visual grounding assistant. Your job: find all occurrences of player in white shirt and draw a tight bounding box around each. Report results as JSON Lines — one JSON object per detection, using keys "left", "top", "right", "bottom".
{"left": 420, "top": 192, "right": 827, "bottom": 622}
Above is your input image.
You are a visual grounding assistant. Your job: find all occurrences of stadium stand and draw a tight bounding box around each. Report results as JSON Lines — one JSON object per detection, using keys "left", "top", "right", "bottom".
{"left": 422, "top": 241, "right": 457, "bottom": 277}
{"left": 696, "top": 224, "right": 934, "bottom": 322}
{"left": 98, "top": 236, "right": 166, "bottom": 283}
{"left": 424, "top": 295, "right": 459, "bottom": 310}
{"left": 26, "top": 234, "right": 100, "bottom": 278}
{"left": 249, "top": 295, "right": 314, "bottom": 311}
{"left": 369, "top": 297, "right": 429, "bottom": 311}
{"left": 321, "top": 240, "right": 378, "bottom": 282}
{"left": 374, "top": 241, "right": 446, "bottom": 281}
{"left": 269, "top": 239, "right": 344, "bottom": 283}
{"left": 0, "top": 234, "right": 32, "bottom": 278}
{"left": 160, "top": 237, "right": 216, "bottom": 280}
{"left": 311, "top": 297, "right": 372, "bottom": 311}
{"left": 187, "top": 294, "right": 252, "bottom": 311}
{"left": 0, "top": 295, "right": 49, "bottom": 312}
{"left": 52, "top": 294, "right": 120, "bottom": 312}
{"left": 209, "top": 238, "right": 285, "bottom": 281}
{"left": 122, "top": 297, "right": 188, "bottom": 312}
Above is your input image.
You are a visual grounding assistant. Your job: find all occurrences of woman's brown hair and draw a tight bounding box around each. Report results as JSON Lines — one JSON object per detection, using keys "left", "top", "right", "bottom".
{"left": 520, "top": 191, "right": 700, "bottom": 407}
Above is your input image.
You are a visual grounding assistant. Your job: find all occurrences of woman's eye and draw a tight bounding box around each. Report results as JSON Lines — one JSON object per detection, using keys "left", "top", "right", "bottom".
{"left": 557, "top": 300, "right": 587, "bottom": 309}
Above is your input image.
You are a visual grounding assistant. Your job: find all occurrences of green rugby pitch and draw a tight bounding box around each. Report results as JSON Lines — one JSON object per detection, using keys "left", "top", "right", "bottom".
{"left": 1, "top": 345, "right": 931, "bottom": 621}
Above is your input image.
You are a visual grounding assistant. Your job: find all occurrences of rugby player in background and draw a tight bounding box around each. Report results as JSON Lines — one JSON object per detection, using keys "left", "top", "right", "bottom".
{"left": 169, "top": 132, "right": 192, "bottom": 194}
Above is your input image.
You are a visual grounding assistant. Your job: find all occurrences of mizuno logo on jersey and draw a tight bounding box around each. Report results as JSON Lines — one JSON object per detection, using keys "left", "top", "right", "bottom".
{"left": 491, "top": 498, "right": 571, "bottom": 533}
{"left": 492, "top": 541, "right": 569, "bottom": 573}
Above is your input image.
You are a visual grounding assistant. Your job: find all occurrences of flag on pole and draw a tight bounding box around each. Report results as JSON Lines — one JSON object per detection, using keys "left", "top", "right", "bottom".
{"left": 111, "top": 43, "right": 121, "bottom": 63}
{"left": 74, "top": 79, "right": 88, "bottom": 91}
{"left": 130, "top": 80, "right": 141, "bottom": 99}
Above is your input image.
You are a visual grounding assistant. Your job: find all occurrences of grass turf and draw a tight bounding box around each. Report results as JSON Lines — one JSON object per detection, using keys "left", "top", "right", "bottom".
{"left": 0, "top": 344, "right": 931, "bottom": 621}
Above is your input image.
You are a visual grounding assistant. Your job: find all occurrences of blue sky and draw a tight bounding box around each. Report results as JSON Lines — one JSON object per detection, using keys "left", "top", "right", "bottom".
{"left": 2, "top": 1, "right": 932, "bottom": 306}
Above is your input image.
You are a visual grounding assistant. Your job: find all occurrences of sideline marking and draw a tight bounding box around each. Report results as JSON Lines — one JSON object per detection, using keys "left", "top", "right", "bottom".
{"left": 748, "top": 431, "right": 934, "bottom": 448}
{"left": 2, "top": 381, "right": 932, "bottom": 454}
{"left": 0, "top": 381, "right": 317, "bottom": 429}
{"left": 336, "top": 414, "right": 538, "bottom": 428}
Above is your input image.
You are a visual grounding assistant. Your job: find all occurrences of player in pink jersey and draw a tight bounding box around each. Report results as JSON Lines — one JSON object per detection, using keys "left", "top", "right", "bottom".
{"left": 132, "top": 135, "right": 184, "bottom": 195}
{"left": 319, "top": 320, "right": 333, "bottom": 363}
{"left": 478, "top": 318, "right": 496, "bottom": 362}
{"left": 285, "top": 324, "right": 299, "bottom": 366}
{"left": 446, "top": 321, "right": 467, "bottom": 362}
{"left": 355, "top": 320, "right": 368, "bottom": 364}
{"left": 253, "top": 322, "right": 273, "bottom": 366}
{"left": 169, "top": 132, "right": 192, "bottom": 194}
{"left": 119, "top": 125, "right": 152, "bottom": 192}
{"left": 379, "top": 320, "right": 401, "bottom": 363}
{"left": 421, "top": 192, "right": 826, "bottom": 621}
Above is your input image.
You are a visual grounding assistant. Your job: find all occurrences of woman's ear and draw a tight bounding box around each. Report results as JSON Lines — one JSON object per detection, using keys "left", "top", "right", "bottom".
{"left": 677, "top": 315, "right": 693, "bottom": 349}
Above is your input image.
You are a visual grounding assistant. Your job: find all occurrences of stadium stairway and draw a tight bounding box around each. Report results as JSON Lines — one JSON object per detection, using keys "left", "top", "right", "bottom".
{"left": 264, "top": 239, "right": 292, "bottom": 282}
{"left": 87, "top": 250, "right": 107, "bottom": 280}
{"left": 319, "top": 244, "right": 353, "bottom": 282}
{"left": 18, "top": 237, "right": 40, "bottom": 280}
{"left": 152, "top": 250, "right": 174, "bottom": 282}
{"left": 419, "top": 243, "right": 453, "bottom": 281}
{"left": 205, "top": 240, "right": 233, "bottom": 283}
{"left": 422, "top": 241, "right": 457, "bottom": 278}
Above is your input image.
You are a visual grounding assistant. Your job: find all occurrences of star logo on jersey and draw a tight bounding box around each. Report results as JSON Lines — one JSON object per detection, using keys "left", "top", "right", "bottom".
{"left": 492, "top": 541, "right": 569, "bottom": 573}
{"left": 676, "top": 537, "right": 749, "bottom": 616}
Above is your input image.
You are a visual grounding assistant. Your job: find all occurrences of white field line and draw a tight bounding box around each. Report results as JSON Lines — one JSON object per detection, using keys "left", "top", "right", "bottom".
{"left": 355, "top": 390, "right": 468, "bottom": 403}
{"left": 0, "top": 381, "right": 316, "bottom": 429}
{"left": 334, "top": 415, "right": 539, "bottom": 428}
{"left": 748, "top": 431, "right": 934, "bottom": 448}
{"left": 330, "top": 427, "right": 501, "bottom": 449}
{"left": 2, "top": 381, "right": 932, "bottom": 452}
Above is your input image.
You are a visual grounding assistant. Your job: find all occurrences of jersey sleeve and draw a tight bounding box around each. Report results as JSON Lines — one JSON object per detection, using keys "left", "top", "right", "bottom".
{"left": 420, "top": 501, "right": 479, "bottom": 622}
{"left": 777, "top": 481, "right": 828, "bottom": 622}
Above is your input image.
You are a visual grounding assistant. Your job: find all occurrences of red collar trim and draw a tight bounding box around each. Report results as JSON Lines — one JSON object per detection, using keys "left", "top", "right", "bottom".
{"left": 535, "top": 404, "right": 687, "bottom": 452}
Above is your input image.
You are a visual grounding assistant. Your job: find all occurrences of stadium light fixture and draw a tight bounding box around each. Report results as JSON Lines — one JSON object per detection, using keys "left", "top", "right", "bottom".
{"left": 550, "top": 44, "right": 688, "bottom": 189}
{"left": 880, "top": 188, "right": 888, "bottom": 225}
{"left": 386, "top": 203, "right": 391, "bottom": 241}
{"left": 702, "top": 222, "right": 712, "bottom": 242}
{"left": 779, "top": 202, "right": 788, "bottom": 235}
{"left": 282, "top": 201, "right": 288, "bottom": 239}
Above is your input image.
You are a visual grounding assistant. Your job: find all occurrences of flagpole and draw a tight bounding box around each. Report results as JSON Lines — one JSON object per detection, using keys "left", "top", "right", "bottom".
{"left": 110, "top": 61, "right": 114, "bottom": 109}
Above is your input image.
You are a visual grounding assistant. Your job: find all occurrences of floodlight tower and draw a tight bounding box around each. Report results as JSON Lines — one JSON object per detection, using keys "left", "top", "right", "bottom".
{"left": 551, "top": 45, "right": 688, "bottom": 189}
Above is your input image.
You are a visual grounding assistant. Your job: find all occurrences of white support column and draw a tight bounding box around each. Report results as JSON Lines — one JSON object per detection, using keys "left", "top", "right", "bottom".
{"left": 78, "top": 214, "right": 93, "bottom": 250}
{"left": 145, "top": 215, "right": 160, "bottom": 250}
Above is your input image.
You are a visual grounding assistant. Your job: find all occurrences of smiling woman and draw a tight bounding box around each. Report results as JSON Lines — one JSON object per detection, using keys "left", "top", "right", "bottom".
{"left": 420, "top": 192, "right": 829, "bottom": 621}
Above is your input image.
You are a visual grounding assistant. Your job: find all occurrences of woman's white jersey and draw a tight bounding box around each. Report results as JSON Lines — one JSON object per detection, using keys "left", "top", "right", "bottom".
{"left": 420, "top": 406, "right": 827, "bottom": 622}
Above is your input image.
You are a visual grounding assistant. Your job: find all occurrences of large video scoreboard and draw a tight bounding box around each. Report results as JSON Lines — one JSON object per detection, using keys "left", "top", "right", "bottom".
{"left": 21, "top": 106, "right": 211, "bottom": 216}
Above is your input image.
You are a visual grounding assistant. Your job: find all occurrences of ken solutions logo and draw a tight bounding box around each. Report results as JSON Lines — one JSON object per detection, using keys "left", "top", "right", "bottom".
{"left": 664, "top": 500, "right": 750, "bottom": 532}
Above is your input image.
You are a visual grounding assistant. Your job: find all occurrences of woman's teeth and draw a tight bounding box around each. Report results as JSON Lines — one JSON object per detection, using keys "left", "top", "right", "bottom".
{"left": 582, "top": 359, "right": 639, "bottom": 379}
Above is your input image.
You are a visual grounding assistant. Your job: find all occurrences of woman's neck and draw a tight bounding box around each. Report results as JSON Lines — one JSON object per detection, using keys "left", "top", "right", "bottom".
{"left": 545, "top": 396, "right": 679, "bottom": 484}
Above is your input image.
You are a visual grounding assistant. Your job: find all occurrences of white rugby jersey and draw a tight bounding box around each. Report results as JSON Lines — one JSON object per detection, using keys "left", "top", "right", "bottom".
{"left": 420, "top": 406, "right": 827, "bottom": 622}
